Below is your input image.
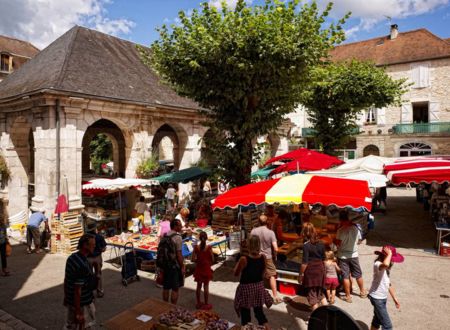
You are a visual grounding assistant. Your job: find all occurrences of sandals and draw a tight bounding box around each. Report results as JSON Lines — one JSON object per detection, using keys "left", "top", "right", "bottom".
{"left": 360, "top": 291, "right": 368, "bottom": 299}
{"left": 340, "top": 296, "right": 352, "bottom": 303}
{"left": 201, "top": 304, "right": 212, "bottom": 310}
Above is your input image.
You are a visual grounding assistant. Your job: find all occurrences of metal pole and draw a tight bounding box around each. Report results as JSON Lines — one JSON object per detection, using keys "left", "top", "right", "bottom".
{"left": 119, "top": 191, "right": 123, "bottom": 233}
{"left": 297, "top": 161, "right": 299, "bottom": 174}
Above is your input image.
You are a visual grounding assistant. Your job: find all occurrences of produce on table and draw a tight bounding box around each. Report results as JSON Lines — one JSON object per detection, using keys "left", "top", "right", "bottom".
{"left": 242, "top": 324, "right": 265, "bottom": 330}
{"left": 159, "top": 308, "right": 195, "bottom": 326}
{"left": 205, "top": 319, "right": 229, "bottom": 330}
{"left": 193, "top": 310, "right": 220, "bottom": 323}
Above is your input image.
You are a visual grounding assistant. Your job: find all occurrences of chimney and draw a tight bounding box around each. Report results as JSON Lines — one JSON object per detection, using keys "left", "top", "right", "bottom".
{"left": 390, "top": 24, "right": 398, "bottom": 40}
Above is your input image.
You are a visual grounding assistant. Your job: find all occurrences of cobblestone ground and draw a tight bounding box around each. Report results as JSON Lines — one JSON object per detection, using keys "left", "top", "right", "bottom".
{"left": 0, "top": 187, "right": 449, "bottom": 329}
{"left": 0, "top": 309, "right": 35, "bottom": 330}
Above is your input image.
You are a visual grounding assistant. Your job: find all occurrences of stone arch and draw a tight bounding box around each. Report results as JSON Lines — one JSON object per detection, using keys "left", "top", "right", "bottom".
{"left": 363, "top": 144, "right": 380, "bottom": 157}
{"left": 152, "top": 123, "right": 188, "bottom": 170}
{"left": 6, "top": 116, "right": 34, "bottom": 215}
{"left": 81, "top": 119, "right": 127, "bottom": 177}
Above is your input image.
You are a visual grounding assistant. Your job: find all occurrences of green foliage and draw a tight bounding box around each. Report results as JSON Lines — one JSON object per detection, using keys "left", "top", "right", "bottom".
{"left": 136, "top": 154, "right": 160, "bottom": 178}
{"left": 302, "top": 60, "right": 407, "bottom": 154}
{"left": 142, "top": 0, "right": 349, "bottom": 186}
{"left": 89, "top": 134, "right": 113, "bottom": 175}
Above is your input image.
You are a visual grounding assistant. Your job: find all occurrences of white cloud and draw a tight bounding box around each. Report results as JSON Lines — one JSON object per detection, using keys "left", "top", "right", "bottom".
{"left": 319, "top": 0, "right": 450, "bottom": 39}
{"left": 0, "top": 0, "right": 135, "bottom": 49}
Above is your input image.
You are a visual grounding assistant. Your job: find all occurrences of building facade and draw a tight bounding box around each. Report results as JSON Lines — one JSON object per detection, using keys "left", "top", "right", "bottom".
{"left": 0, "top": 26, "right": 289, "bottom": 218}
{"left": 0, "top": 35, "right": 39, "bottom": 82}
{"left": 290, "top": 26, "right": 450, "bottom": 160}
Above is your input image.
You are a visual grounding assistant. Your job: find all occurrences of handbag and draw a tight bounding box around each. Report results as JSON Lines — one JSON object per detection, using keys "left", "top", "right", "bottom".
{"left": 5, "top": 242, "right": 12, "bottom": 257}
{"left": 155, "top": 269, "right": 164, "bottom": 286}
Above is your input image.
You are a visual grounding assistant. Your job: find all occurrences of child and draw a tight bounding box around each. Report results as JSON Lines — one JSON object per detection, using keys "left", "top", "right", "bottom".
{"left": 324, "top": 250, "right": 340, "bottom": 304}
{"left": 368, "top": 246, "right": 404, "bottom": 330}
{"left": 0, "top": 218, "right": 10, "bottom": 276}
{"left": 193, "top": 231, "right": 214, "bottom": 310}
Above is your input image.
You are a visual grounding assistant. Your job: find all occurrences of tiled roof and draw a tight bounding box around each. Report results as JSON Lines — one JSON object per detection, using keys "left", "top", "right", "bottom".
{"left": 0, "top": 35, "right": 39, "bottom": 58}
{"left": 330, "top": 29, "right": 450, "bottom": 66}
{"left": 0, "top": 26, "right": 199, "bottom": 110}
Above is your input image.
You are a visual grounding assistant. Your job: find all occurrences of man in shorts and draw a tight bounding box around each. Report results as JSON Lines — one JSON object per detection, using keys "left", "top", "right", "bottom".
{"left": 162, "top": 219, "right": 185, "bottom": 304}
{"left": 251, "top": 214, "right": 282, "bottom": 304}
{"left": 336, "top": 211, "right": 367, "bottom": 303}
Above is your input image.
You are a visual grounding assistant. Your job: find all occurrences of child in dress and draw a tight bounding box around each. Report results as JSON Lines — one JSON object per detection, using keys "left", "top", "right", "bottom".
{"left": 324, "top": 250, "right": 340, "bottom": 304}
{"left": 193, "top": 231, "right": 214, "bottom": 310}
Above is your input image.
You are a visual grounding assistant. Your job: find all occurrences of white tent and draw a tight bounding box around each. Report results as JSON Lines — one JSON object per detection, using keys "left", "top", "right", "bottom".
{"left": 308, "top": 155, "right": 394, "bottom": 188}
{"left": 82, "top": 178, "right": 159, "bottom": 192}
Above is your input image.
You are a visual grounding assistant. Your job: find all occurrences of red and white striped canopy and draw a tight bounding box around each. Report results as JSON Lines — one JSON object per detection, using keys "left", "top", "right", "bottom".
{"left": 387, "top": 166, "right": 450, "bottom": 185}
{"left": 384, "top": 159, "right": 450, "bottom": 174}
{"left": 212, "top": 174, "right": 372, "bottom": 210}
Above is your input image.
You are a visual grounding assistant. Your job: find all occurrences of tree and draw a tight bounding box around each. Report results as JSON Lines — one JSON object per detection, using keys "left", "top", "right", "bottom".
{"left": 142, "top": 0, "right": 349, "bottom": 186}
{"left": 302, "top": 60, "right": 407, "bottom": 154}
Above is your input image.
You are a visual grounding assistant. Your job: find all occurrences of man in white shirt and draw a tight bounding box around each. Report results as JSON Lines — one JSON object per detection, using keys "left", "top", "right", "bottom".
{"left": 336, "top": 211, "right": 367, "bottom": 303}
{"left": 165, "top": 184, "right": 176, "bottom": 211}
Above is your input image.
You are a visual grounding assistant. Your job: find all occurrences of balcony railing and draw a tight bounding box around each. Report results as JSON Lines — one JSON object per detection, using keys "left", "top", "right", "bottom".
{"left": 393, "top": 122, "right": 450, "bottom": 134}
{"left": 301, "top": 127, "right": 360, "bottom": 137}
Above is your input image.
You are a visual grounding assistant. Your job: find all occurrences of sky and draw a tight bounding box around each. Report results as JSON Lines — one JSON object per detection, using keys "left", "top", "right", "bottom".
{"left": 0, "top": 0, "right": 449, "bottom": 50}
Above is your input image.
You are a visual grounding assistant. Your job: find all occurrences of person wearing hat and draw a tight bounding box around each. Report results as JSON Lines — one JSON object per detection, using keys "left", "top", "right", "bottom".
{"left": 87, "top": 223, "right": 106, "bottom": 298}
{"left": 368, "top": 246, "right": 404, "bottom": 330}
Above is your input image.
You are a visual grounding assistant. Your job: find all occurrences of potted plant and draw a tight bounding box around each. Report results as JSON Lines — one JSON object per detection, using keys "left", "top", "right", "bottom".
{"left": 136, "top": 154, "right": 159, "bottom": 178}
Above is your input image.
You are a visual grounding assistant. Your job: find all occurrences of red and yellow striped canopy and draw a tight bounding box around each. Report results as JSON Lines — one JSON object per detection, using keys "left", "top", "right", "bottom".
{"left": 212, "top": 174, "right": 372, "bottom": 210}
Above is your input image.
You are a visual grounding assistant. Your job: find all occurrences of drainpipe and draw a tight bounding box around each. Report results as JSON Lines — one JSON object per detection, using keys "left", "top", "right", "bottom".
{"left": 56, "top": 99, "right": 61, "bottom": 196}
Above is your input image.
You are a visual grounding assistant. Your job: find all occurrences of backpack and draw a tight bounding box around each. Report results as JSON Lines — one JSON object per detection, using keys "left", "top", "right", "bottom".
{"left": 156, "top": 233, "right": 179, "bottom": 269}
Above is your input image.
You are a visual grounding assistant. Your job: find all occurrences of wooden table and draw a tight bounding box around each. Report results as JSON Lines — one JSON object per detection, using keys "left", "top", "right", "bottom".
{"left": 104, "top": 298, "right": 173, "bottom": 329}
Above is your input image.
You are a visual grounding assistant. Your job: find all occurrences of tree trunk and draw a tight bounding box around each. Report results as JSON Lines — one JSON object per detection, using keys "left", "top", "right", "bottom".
{"left": 234, "top": 137, "right": 253, "bottom": 187}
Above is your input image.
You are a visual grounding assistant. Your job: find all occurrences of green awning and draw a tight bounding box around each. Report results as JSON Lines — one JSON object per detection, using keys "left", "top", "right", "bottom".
{"left": 151, "top": 172, "right": 173, "bottom": 183}
{"left": 251, "top": 165, "right": 279, "bottom": 179}
{"left": 152, "top": 167, "right": 211, "bottom": 184}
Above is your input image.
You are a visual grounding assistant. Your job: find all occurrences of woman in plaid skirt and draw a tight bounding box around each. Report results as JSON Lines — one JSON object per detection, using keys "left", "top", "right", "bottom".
{"left": 234, "top": 235, "right": 273, "bottom": 328}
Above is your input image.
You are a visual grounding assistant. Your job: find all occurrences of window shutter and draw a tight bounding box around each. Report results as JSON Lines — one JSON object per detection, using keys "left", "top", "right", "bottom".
{"left": 429, "top": 102, "right": 440, "bottom": 123}
{"left": 419, "top": 65, "right": 430, "bottom": 88}
{"left": 377, "top": 107, "right": 386, "bottom": 126}
{"left": 401, "top": 104, "right": 412, "bottom": 123}
{"left": 411, "top": 64, "right": 420, "bottom": 88}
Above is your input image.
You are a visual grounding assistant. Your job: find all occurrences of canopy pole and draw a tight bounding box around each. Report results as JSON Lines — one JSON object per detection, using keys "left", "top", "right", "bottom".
{"left": 119, "top": 191, "right": 123, "bottom": 233}
{"left": 297, "top": 161, "right": 299, "bottom": 174}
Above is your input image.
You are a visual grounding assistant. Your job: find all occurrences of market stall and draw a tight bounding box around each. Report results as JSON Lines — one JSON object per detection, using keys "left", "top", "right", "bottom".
{"left": 82, "top": 178, "right": 158, "bottom": 233}
{"left": 383, "top": 159, "right": 450, "bottom": 255}
{"left": 105, "top": 225, "right": 229, "bottom": 261}
{"left": 104, "top": 298, "right": 238, "bottom": 330}
{"left": 211, "top": 173, "right": 372, "bottom": 294}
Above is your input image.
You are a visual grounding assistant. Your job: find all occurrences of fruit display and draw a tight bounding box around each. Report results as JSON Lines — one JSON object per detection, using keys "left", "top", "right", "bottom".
{"left": 193, "top": 311, "right": 230, "bottom": 330}
{"left": 205, "top": 319, "right": 229, "bottom": 330}
{"left": 159, "top": 308, "right": 195, "bottom": 326}
{"left": 193, "top": 310, "right": 219, "bottom": 323}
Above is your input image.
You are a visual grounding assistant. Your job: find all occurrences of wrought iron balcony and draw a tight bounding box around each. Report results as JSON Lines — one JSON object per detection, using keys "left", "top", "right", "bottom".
{"left": 301, "top": 127, "right": 360, "bottom": 137}
{"left": 393, "top": 122, "right": 450, "bottom": 134}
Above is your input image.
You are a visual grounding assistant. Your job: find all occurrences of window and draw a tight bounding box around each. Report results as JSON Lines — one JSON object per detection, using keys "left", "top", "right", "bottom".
{"left": 0, "top": 54, "right": 11, "bottom": 72}
{"left": 411, "top": 64, "right": 430, "bottom": 88}
{"left": 412, "top": 102, "right": 429, "bottom": 123}
{"left": 399, "top": 142, "right": 431, "bottom": 157}
{"left": 365, "top": 107, "right": 377, "bottom": 124}
{"left": 337, "top": 149, "right": 356, "bottom": 161}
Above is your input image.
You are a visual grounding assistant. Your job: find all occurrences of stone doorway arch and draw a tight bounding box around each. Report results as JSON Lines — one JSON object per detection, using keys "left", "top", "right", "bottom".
{"left": 152, "top": 124, "right": 182, "bottom": 170}
{"left": 81, "top": 119, "right": 127, "bottom": 177}
{"left": 363, "top": 144, "right": 380, "bottom": 157}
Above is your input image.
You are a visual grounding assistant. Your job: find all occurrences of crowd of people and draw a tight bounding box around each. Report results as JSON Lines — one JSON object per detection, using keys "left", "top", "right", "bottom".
{"left": 58, "top": 203, "right": 404, "bottom": 330}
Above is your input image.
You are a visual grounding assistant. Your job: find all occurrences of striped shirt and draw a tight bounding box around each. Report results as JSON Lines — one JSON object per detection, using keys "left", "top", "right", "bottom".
{"left": 64, "top": 252, "right": 94, "bottom": 307}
